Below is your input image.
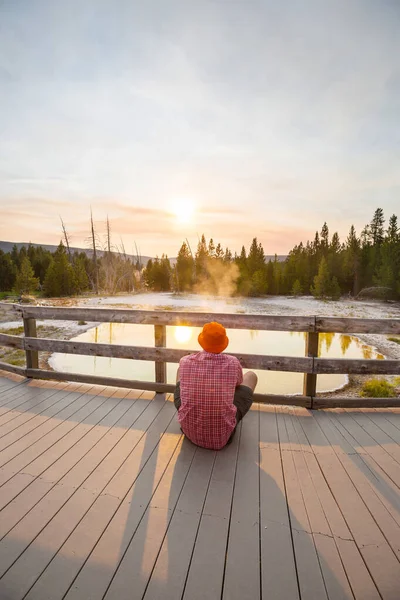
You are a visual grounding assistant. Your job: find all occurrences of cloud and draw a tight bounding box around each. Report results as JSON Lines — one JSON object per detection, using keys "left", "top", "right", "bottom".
{"left": 0, "top": 0, "right": 399, "bottom": 256}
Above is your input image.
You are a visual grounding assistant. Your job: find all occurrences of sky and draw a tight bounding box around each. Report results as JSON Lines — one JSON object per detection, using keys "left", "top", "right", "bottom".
{"left": 0, "top": 0, "right": 399, "bottom": 258}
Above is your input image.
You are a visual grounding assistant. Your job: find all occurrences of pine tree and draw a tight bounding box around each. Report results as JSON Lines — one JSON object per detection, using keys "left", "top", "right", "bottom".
{"left": 343, "top": 225, "right": 361, "bottom": 295}
{"left": 386, "top": 214, "right": 399, "bottom": 244}
{"left": 247, "top": 238, "right": 265, "bottom": 276}
{"left": 224, "top": 248, "right": 232, "bottom": 262}
{"left": 320, "top": 222, "right": 329, "bottom": 252}
{"left": 266, "top": 260, "right": 274, "bottom": 293}
{"left": 195, "top": 234, "right": 208, "bottom": 280}
{"left": 250, "top": 270, "right": 267, "bottom": 296}
{"left": 14, "top": 256, "right": 39, "bottom": 295}
{"left": 370, "top": 208, "right": 385, "bottom": 245}
{"left": 208, "top": 238, "right": 215, "bottom": 258}
{"left": 291, "top": 279, "right": 303, "bottom": 296}
{"left": 144, "top": 259, "right": 155, "bottom": 288}
{"left": 215, "top": 243, "right": 224, "bottom": 260}
{"left": 176, "top": 242, "right": 194, "bottom": 291}
{"left": 44, "top": 242, "right": 76, "bottom": 296}
{"left": 273, "top": 254, "right": 282, "bottom": 295}
{"left": 311, "top": 257, "right": 332, "bottom": 298}
{"left": 73, "top": 256, "right": 89, "bottom": 293}
{"left": 11, "top": 245, "right": 20, "bottom": 269}
{"left": 330, "top": 276, "right": 341, "bottom": 300}
{"left": 0, "top": 250, "right": 17, "bottom": 291}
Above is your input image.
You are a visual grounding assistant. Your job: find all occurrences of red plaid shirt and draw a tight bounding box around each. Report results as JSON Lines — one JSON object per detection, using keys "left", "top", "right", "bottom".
{"left": 177, "top": 351, "right": 243, "bottom": 450}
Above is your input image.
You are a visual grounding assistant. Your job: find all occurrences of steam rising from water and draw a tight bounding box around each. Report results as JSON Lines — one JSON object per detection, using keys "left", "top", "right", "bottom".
{"left": 193, "top": 259, "right": 240, "bottom": 297}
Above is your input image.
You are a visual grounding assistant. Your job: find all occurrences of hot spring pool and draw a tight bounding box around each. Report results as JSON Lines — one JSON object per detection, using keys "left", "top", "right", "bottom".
{"left": 49, "top": 323, "right": 384, "bottom": 395}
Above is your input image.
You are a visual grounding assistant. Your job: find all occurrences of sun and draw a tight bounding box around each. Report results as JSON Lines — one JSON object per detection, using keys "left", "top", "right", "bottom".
{"left": 174, "top": 326, "right": 193, "bottom": 344}
{"left": 172, "top": 198, "right": 196, "bottom": 224}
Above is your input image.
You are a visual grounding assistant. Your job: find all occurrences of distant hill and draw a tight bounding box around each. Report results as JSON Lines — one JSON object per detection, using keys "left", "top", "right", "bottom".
{"left": 0, "top": 241, "right": 286, "bottom": 265}
{"left": 0, "top": 240, "right": 156, "bottom": 267}
{"left": 265, "top": 255, "right": 286, "bottom": 262}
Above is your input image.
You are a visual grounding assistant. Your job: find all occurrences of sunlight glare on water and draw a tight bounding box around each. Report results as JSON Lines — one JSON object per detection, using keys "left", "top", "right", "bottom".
{"left": 50, "top": 323, "right": 384, "bottom": 395}
{"left": 173, "top": 326, "right": 193, "bottom": 344}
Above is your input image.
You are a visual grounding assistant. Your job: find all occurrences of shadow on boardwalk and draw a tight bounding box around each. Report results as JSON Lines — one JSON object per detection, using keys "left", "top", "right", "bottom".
{"left": 0, "top": 374, "right": 399, "bottom": 599}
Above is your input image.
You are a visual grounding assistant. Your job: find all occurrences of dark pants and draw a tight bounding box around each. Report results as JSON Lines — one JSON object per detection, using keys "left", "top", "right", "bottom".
{"left": 174, "top": 382, "right": 254, "bottom": 443}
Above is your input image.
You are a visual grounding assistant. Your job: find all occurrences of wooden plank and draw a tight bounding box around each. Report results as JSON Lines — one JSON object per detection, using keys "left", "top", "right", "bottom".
{"left": 0, "top": 361, "right": 26, "bottom": 376}
{"left": 0, "top": 394, "right": 135, "bottom": 577}
{"left": 103, "top": 446, "right": 216, "bottom": 600}
{"left": 0, "top": 390, "right": 145, "bottom": 528}
{"left": 0, "top": 333, "right": 24, "bottom": 349}
{"left": 314, "top": 358, "right": 400, "bottom": 375}
{"left": 314, "top": 397, "right": 400, "bottom": 408}
{"left": 0, "top": 402, "right": 177, "bottom": 599}
{"left": 222, "top": 408, "right": 260, "bottom": 600}
{"left": 277, "top": 408, "right": 328, "bottom": 600}
{"left": 0, "top": 387, "right": 77, "bottom": 442}
{"left": 0, "top": 381, "right": 71, "bottom": 420}
{"left": 331, "top": 410, "right": 400, "bottom": 487}
{"left": 23, "top": 394, "right": 155, "bottom": 487}
{"left": 0, "top": 302, "right": 19, "bottom": 314}
{"left": 292, "top": 407, "right": 381, "bottom": 600}
{"left": 349, "top": 410, "right": 400, "bottom": 465}
{"left": 0, "top": 385, "right": 90, "bottom": 451}
{"left": 63, "top": 435, "right": 196, "bottom": 600}
{"left": 23, "top": 317, "right": 38, "bottom": 369}
{"left": 0, "top": 379, "right": 22, "bottom": 394}
{"left": 0, "top": 390, "right": 120, "bottom": 471}
{"left": 304, "top": 410, "right": 400, "bottom": 599}
{"left": 24, "top": 417, "right": 183, "bottom": 600}
{"left": 293, "top": 408, "right": 383, "bottom": 600}
{"left": 24, "top": 337, "right": 313, "bottom": 372}
{"left": 26, "top": 368, "right": 175, "bottom": 392}
{"left": 0, "top": 382, "right": 69, "bottom": 418}
{"left": 154, "top": 324, "right": 167, "bottom": 390}
{"left": 258, "top": 405, "right": 300, "bottom": 600}
{"left": 182, "top": 426, "right": 241, "bottom": 600}
{"left": 284, "top": 407, "right": 355, "bottom": 600}
{"left": 316, "top": 317, "right": 400, "bottom": 335}
{"left": 24, "top": 369, "right": 312, "bottom": 405}
{"left": 13, "top": 304, "right": 316, "bottom": 331}
{"left": 317, "top": 411, "right": 400, "bottom": 561}
{"left": 0, "top": 375, "right": 27, "bottom": 393}
{"left": 0, "top": 389, "right": 123, "bottom": 521}
{"left": 0, "top": 394, "right": 166, "bottom": 581}
{"left": 0, "top": 387, "right": 116, "bottom": 487}
{"left": 3, "top": 302, "right": 398, "bottom": 333}
{"left": 303, "top": 331, "right": 319, "bottom": 398}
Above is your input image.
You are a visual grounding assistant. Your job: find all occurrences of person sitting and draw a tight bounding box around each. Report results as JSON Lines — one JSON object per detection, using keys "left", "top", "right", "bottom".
{"left": 174, "top": 321, "right": 258, "bottom": 450}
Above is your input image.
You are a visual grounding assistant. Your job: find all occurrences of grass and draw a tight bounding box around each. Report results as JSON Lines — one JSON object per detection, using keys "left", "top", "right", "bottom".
{"left": 361, "top": 378, "right": 397, "bottom": 398}
{"left": 0, "top": 291, "right": 17, "bottom": 300}
{"left": 388, "top": 337, "right": 400, "bottom": 345}
{"left": 0, "top": 326, "right": 25, "bottom": 336}
{"left": 0, "top": 348, "right": 26, "bottom": 367}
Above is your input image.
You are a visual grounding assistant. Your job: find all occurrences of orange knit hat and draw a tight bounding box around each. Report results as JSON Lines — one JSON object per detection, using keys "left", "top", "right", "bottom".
{"left": 198, "top": 322, "right": 229, "bottom": 354}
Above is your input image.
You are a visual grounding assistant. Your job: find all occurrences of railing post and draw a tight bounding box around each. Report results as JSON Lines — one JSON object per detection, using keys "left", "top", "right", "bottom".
{"left": 23, "top": 316, "right": 39, "bottom": 371}
{"left": 303, "top": 331, "right": 319, "bottom": 406}
{"left": 154, "top": 324, "right": 167, "bottom": 393}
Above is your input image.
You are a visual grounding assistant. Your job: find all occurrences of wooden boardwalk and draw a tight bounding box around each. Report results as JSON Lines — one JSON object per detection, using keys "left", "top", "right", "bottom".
{"left": 0, "top": 371, "right": 399, "bottom": 599}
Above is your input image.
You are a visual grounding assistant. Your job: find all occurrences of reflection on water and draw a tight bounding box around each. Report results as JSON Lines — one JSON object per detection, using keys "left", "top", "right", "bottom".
{"left": 174, "top": 326, "right": 192, "bottom": 344}
{"left": 51, "top": 325, "right": 384, "bottom": 396}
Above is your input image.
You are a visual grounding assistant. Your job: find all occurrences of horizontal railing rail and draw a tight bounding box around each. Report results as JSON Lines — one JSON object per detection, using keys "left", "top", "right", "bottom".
{"left": 0, "top": 302, "right": 399, "bottom": 408}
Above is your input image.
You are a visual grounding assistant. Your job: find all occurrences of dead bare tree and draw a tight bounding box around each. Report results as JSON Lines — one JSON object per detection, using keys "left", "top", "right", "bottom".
{"left": 60, "top": 216, "right": 72, "bottom": 263}
{"left": 106, "top": 215, "right": 112, "bottom": 255}
{"left": 90, "top": 208, "right": 99, "bottom": 294}
{"left": 133, "top": 240, "right": 143, "bottom": 290}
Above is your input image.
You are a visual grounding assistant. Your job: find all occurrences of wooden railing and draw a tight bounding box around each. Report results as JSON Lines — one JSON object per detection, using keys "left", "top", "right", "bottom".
{"left": 0, "top": 302, "right": 399, "bottom": 408}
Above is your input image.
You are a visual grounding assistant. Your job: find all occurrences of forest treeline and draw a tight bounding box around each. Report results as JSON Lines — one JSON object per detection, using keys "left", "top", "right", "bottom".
{"left": 0, "top": 208, "right": 399, "bottom": 300}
